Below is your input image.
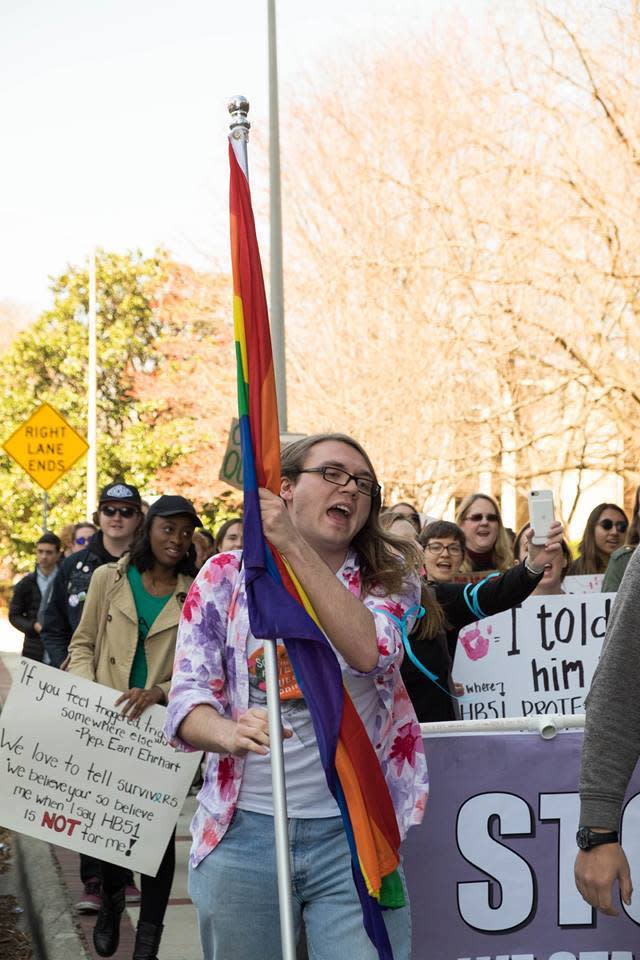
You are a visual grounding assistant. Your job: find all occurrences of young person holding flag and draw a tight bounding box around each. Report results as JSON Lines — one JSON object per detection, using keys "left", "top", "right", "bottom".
{"left": 165, "top": 107, "right": 427, "bottom": 960}
{"left": 166, "top": 433, "right": 428, "bottom": 960}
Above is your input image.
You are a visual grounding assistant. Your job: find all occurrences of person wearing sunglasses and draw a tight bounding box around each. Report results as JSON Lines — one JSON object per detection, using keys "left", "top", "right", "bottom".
{"left": 602, "top": 487, "right": 640, "bottom": 592}
{"left": 387, "top": 501, "right": 422, "bottom": 536}
{"left": 455, "top": 493, "right": 514, "bottom": 573}
{"left": 401, "top": 519, "right": 564, "bottom": 723}
{"left": 70, "top": 521, "right": 98, "bottom": 553}
{"left": 40, "top": 481, "right": 144, "bottom": 913}
{"left": 568, "top": 503, "right": 629, "bottom": 577}
{"left": 380, "top": 509, "right": 421, "bottom": 543}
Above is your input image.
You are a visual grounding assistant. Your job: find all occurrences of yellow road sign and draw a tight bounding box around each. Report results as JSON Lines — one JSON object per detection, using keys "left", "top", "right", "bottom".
{"left": 2, "top": 403, "right": 89, "bottom": 492}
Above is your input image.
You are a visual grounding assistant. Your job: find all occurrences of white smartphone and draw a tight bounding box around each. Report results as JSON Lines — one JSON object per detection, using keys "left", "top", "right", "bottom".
{"left": 528, "top": 490, "right": 555, "bottom": 545}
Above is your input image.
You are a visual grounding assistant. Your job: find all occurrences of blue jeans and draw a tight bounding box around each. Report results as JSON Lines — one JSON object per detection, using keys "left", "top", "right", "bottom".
{"left": 189, "top": 809, "right": 411, "bottom": 960}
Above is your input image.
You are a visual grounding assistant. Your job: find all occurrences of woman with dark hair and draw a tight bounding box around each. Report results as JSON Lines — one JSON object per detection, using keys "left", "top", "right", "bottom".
{"left": 214, "top": 516, "right": 243, "bottom": 553}
{"left": 456, "top": 493, "right": 514, "bottom": 573}
{"left": 568, "top": 502, "right": 628, "bottom": 577}
{"left": 402, "top": 518, "right": 564, "bottom": 722}
{"left": 68, "top": 495, "right": 201, "bottom": 960}
{"left": 602, "top": 486, "right": 640, "bottom": 591}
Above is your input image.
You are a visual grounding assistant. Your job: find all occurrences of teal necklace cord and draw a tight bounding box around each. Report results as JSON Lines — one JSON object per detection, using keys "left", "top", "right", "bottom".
{"left": 462, "top": 572, "right": 500, "bottom": 620}
{"left": 373, "top": 603, "right": 461, "bottom": 702}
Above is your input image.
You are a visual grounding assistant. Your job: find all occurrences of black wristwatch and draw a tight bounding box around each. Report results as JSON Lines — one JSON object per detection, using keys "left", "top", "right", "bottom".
{"left": 576, "top": 826, "right": 619, "bottom": 851}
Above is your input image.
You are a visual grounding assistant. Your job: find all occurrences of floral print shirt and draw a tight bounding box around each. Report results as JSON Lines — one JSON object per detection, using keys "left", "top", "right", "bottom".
{"left": 165, "top": 549, "right": 429, "bottom": 868}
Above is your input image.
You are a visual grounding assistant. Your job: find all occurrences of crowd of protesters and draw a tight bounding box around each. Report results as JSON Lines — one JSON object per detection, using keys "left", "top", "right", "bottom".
{"left": 7, "top": 481, "right": 243, "bottom": 960}
{"left": 5, "top": 458, "right": 638, "bottom": 960}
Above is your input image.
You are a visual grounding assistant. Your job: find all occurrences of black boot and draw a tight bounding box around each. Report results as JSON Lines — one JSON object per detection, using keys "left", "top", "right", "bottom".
{"left": 133, "top": 920, "right": 163, "bottom": 960}
{"left": 93, "top": 887, "right": 125, "bottom": 957}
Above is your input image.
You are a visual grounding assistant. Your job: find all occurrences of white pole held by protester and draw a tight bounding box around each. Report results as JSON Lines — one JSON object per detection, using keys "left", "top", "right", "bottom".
{"left": 227, "top": 94, "right": 297, "bottom": 960}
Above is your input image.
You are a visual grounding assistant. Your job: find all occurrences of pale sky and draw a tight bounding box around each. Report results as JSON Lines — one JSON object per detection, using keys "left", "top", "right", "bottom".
{"left": 0, "top": 0, "right": 491, "bottom": 315}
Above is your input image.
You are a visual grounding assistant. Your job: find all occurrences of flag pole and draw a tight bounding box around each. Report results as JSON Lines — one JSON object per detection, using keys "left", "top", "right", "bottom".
{"left": 87, "top": 247, "right": 97, "bottom": 519}
{"left": 228, "top": 95, "right": 297, "bottom": 960}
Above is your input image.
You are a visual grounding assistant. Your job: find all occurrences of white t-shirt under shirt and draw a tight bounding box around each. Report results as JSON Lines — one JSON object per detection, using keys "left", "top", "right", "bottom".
{"left": 236, "top": 629, "right": 381, "bottom": 818}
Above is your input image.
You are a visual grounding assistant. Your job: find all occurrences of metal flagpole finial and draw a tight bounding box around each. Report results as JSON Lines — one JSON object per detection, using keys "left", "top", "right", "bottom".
{"left": 228, "top": 96, "right": 250, "bottom": 141}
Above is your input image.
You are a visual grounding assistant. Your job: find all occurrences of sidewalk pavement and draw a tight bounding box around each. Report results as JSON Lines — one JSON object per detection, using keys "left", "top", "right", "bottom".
{"left": 0, "top": 617, "right": 202, "bottom": 960}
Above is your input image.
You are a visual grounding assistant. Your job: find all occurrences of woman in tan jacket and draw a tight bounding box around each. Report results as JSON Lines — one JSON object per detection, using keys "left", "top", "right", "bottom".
{"left": 68, "top": 495, "right": 201, "bottom": 960}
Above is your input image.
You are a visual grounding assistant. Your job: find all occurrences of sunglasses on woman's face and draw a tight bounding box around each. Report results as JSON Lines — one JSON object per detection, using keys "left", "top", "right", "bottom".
{"left": 464, "top": 512, "right": 499, "bottom": 523}
{"left": 100, "top": 505, "right": 138, "bottom": 519}
{"left": 75, "top": 536, "right": 91, "bottom": 545}
{"left": 598, "top": 518, "right": 628, "bottom": 533}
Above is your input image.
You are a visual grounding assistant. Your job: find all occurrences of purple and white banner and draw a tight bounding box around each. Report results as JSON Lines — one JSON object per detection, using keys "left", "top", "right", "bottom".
{"left": 404, "top": 731, "right": 640, "bottom": 960}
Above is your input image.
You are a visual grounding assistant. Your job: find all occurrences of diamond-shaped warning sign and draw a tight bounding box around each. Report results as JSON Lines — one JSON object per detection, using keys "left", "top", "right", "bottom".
{"left": 2, "top": 403, "right": 89, "bottom": 491}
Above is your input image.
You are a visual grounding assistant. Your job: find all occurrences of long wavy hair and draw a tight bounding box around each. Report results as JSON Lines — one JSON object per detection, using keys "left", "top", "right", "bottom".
{"left": 455, "top": 492, "right": 513, "bottom": 573}
{"left": 280, "top": 433, "right": 421, "bottom": 595}
{"left": 569, "top": 502, "right": 629, "bottom": 576}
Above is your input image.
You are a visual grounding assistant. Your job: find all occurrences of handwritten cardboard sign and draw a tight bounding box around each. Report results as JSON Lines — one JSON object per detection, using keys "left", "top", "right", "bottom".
{"left": 452, "top": 593, "right": 615, "bottom": 721}
{"left": 0, "top": 661, "right": 200, "bottom": 874}
{"left": 563, "top": 573, "right": 604, "bottom": 594}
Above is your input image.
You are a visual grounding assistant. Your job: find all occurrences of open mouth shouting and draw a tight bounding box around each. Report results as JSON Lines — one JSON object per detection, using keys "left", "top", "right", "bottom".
{"left": 327, "top": 502, "right": 353, "bottom": 525}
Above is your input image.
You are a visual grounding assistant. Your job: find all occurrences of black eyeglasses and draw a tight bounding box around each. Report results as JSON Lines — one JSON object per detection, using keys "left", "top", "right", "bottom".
{"left": 425, "top": 542, "right": 463, "bottom": 557}
{"left": 598, "top": 518, "right": 628, "bottom": 533}
{"left": 298, "top": 466, "right": 380, "bottom": 498}
{"left": 464, "top": 512, "right": 500, "bottom": 523}
{"left": 100, "top": 505, "right": 139, "bottom": 519}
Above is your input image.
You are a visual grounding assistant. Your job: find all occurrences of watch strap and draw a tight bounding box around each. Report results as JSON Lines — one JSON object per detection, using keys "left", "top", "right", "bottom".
{"left": 576, "top": 826, "right": 619, "bottom": 850}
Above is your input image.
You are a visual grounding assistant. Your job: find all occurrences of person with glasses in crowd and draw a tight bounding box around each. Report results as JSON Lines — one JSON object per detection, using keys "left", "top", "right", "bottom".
{"left": 456, "top": 493, "right": 514, "bottom": 573}
{"left": 165, "top": 433, "right": 428, "bottom": 960}
{"left": 602, "top": 487, "right": 640, "bottom": 592}
{"left": 401, "top": 518, "right": 564, "bottom": 722}
{"left": 41, "top": 481, "right": 144, "bottom": 913}
{"left": 70, "top": 521, "right": 98, "bottom": 553}
{"left": 36, "top": 523, "right": 98, "bottom": 648}
{"left": 68, "top": 495, "right": 201, "bottom": 960}
{"left": 386, "top": 501, "right": 422, "bottom": 536}
{"left": 568, "top": 503, "right": 629, "bottom": 577}
{"left": 380, "top": 509, "right": 421, "bottom": 543}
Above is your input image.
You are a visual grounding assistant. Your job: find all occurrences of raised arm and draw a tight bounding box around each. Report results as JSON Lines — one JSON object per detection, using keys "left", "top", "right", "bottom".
{"left": 259, "top": 488, "right": 410, "bottom": 673}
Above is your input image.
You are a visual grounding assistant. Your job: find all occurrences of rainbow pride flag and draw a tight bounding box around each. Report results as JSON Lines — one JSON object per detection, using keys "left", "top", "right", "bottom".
{"left": 229, "top": 136, "right": 401, "bottom": 960}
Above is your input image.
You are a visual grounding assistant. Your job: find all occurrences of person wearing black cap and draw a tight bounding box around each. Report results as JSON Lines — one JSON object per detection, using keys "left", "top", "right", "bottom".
{"left": 68, "top": 494, "right": 201, "bottom": 960}
{"left": 40, "top": 480, "right": 144, "bottom": 912}
{"left": 42, "top": 481, "right": 144, "bottom": 669}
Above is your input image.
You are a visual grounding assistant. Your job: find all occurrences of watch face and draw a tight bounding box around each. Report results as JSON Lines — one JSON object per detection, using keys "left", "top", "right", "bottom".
{"left": 576, "top": 827, "right": 590, "bottom": 850}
